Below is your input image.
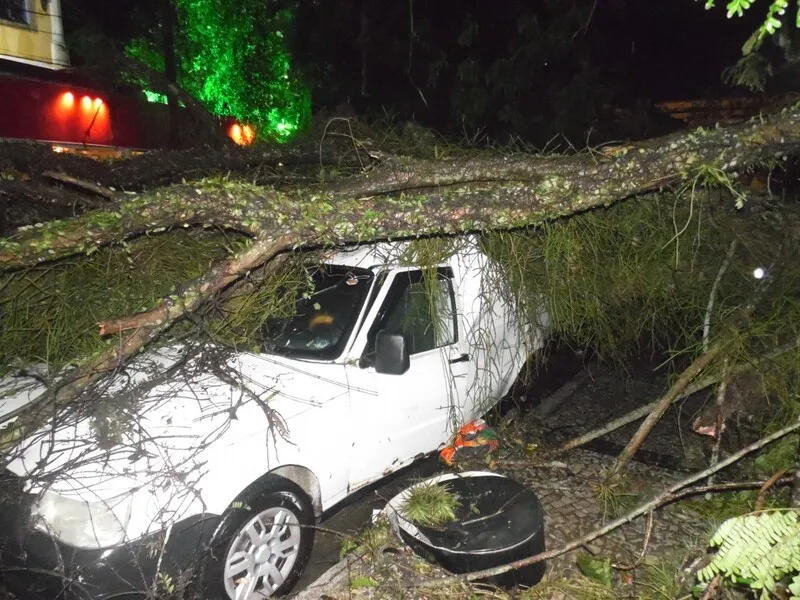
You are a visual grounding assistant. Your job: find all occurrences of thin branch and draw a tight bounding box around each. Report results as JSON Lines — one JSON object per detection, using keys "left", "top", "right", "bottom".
{"left": 609, "top": 344, "right": 722, "bottom": 477}
{"left": 700, "top": 574, "right": 722, "bottom": 600}
{"left": 705, "top": 360, "right": 730, "bottom": 498}
{"left": 754, "top": 468, "right": 793, "bottom": 513}
{"left": 703, "top": 240, "right": 737, "bottom": 353}
{"left": 420, "top": 420, "right": 800, "bottom": 589}
{"left": 43, "top": 171, "right": 119, "bottom": 200}
{"left": 612, "top": 510, "right": 653, "bottom": 571}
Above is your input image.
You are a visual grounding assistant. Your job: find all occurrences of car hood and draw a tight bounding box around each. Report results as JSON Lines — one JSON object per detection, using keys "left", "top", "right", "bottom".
{"left": 0, "top": 344, "right": 353, "bottom": 502}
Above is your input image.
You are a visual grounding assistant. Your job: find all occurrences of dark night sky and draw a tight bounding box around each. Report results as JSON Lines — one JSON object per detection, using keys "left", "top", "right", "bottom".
{"left": 589, "top": 0, "right": 766, "bottom": 100}
{"left": 62, "top": 0, "right": 772, "bottom": 102}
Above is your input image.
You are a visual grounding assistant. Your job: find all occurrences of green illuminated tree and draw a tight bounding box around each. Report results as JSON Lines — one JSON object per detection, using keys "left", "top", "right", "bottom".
{"left": 175, "top": 0, "right": 309, "bottom": 139}
{"left": 126, "top": 0, "right": 310, "bottom": 141}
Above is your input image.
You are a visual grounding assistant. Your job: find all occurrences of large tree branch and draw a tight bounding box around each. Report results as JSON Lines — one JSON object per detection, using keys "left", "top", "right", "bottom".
{"left": 331, "top": 106, "right": 800, "bottom": 197}
{"left": 3, "top": 106, "right": 800, "bottom": 270}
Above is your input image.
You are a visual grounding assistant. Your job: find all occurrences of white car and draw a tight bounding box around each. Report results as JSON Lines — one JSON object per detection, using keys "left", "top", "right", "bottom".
{"left": 0, "top": 237, "right": 546, "bottom": 600}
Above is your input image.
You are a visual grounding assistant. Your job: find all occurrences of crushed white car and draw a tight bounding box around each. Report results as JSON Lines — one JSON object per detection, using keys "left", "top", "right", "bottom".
{"left": 0, "top": 236, "right": 547, "bottom": 600}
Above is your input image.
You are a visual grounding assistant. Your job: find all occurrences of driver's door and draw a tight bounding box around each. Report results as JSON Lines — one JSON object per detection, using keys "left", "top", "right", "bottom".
{"left": 345, "top": 266, "right": 469, "bottom": 489}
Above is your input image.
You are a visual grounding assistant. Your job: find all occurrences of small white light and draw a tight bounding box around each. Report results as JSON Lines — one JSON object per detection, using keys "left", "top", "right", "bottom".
{"left": 753, "top": 267, "right": 766, "bottom": 280}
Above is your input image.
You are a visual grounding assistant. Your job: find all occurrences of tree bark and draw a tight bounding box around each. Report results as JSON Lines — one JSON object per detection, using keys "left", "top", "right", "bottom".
{"left": 3, "top": 105, "right": 800, "bottom": 270}
{"left": 162, "top": 0, "right": 181, "bottom": 149}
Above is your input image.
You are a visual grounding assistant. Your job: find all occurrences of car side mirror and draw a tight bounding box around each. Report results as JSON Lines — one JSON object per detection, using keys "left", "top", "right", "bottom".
{"left": 374, "top": 331, "right": 410, "bottom": 375}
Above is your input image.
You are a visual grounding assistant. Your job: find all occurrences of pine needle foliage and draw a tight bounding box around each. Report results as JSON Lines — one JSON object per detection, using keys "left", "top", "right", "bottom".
{"left": 484, "top": 193, "right": 721, "bottom": 362}
{"left": 200, "top": 252, "right": 312, "bottom": 351}
{"left": 0, "top": 229, "right": 236, "bottom": 374}
{"left": 401, "top": 481, "right": 462, "bottom": 528}
{"left": 698, "top": 510, "right": 800, "bottom": 598}
{"left": 0, "top": 229, "right": 312, "bottom": 374}
{"left": 482, "top": 183, "right": 800, "bottom": 427}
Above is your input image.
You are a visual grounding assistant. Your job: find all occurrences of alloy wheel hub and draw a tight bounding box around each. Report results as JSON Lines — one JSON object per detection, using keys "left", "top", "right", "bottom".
{"left": 223, "top": 506, "right": 301, "bottom": 599}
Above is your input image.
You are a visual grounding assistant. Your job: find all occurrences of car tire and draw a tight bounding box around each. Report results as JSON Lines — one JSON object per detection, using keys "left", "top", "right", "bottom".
{"left": 202, "top": 474, "right": 315, "bottom": 599}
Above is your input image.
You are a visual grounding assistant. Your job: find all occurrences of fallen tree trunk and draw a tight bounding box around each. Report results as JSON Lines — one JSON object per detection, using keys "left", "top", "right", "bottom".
{"left": 0, "top": 133, "right": 375, "bottom": 193}
{"left": 3, "top": 105, "right": 800, "bottom": 270}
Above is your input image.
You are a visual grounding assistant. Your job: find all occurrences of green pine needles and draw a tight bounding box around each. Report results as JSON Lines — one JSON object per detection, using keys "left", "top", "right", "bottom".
{"left": 401, "top": 481, "right": 462, "bottom": 528}
{"left": 698, "top": 510, "right": 800, "bottom": 598}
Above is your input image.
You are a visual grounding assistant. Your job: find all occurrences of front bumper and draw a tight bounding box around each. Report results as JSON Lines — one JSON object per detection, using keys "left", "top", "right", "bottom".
{"left": 0, "top": 474, "right": 220, "bottom": 600}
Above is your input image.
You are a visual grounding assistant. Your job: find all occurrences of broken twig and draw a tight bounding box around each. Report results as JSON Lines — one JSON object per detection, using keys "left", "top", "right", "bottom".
{"left": 43, "top": 170, "right": 118, "bottom": 200}
{"left": 610, "top": 344, "right": 722, "bottom": 477}
{"left": 704, "top": 360, "right": 730, "bottom": 498}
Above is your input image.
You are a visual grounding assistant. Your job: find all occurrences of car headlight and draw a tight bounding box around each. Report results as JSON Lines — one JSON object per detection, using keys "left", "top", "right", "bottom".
{"left": 32, "top": 491, "right": 133, "bottom": 549}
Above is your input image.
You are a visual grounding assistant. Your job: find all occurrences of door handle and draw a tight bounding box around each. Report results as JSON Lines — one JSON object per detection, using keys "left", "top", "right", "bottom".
{"left": 449, "top": 353, "right": 470, "bottom": 364}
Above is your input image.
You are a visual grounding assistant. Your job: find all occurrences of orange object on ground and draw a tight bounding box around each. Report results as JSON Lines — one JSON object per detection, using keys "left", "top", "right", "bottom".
{"left": 440, "top": 419, "right": 500, "bottom": 467}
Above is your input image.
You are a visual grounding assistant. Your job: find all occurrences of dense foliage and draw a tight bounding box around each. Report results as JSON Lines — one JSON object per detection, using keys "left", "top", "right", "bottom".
{"left": 124, "top": 1, "right": 310, "bottom": 141}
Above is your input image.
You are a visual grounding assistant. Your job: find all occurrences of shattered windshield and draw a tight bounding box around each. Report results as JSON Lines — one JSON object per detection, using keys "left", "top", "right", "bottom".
{"left": 261, "top": 264, "right": 374, "bottom": 360}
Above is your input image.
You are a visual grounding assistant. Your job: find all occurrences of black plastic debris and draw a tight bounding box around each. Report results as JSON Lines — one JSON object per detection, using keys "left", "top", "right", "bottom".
{"left": 388, "top": 472, "right": 546, "bottom": 589}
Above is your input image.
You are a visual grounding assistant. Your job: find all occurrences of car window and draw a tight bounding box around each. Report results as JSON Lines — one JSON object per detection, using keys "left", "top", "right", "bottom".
{"left": 363, "top": 268, "right": 457, "bottom": 362}
{"left": 261, "top": 264, "right": 374, "bottom": 360}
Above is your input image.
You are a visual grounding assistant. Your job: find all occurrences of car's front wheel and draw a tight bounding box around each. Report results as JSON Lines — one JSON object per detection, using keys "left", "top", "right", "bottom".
{"left": 204, "top": 475, "right": 315, "bottom": 599}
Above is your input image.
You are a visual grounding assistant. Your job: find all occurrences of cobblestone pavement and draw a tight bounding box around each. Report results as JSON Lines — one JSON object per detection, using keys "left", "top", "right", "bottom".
{"left": 503, "top": 447, "right": 701, "bottom": 579}
{"left": 501, "top": 358, "right": 727, "bottom": 581}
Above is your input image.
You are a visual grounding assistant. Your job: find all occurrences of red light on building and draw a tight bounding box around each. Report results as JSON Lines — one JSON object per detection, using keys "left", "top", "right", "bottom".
{"left": 94, "top": 97, "right": 103, "bottom": 108}
{"left": 81, "top": 96, "right": 92, "bottom": 110}
{"left": 60, "top": 92, "right": 74, "bottom": 108}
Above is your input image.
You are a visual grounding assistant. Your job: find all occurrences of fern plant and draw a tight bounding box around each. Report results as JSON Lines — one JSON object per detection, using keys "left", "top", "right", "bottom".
{"left": 698, "top": 510, "right": 800, "bottom": 598}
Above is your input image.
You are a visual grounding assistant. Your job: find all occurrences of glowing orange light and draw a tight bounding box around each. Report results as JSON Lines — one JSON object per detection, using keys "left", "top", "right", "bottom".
{"left": 81, "top": 96, "right": 92, "bottom": 110}
{"left": 242, "top": 125, "right": 255, "bottom": 144}
{"left": 60, "top": 92, "right": 74, "bottom": 108}
{"left": 94, "top": 98, "right": 103, "bottom": 108}
{"left": 229, "top": 123, "right": 243, "bottom": 144}
{"left": 228, "top": 123, "right": 256, "bottom": 146}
